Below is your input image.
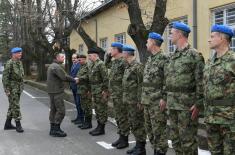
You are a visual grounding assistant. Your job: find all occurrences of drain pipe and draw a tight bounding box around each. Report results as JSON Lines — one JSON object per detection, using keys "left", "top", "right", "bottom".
{"left": 192, "top": 0, "right": 197, "bottom": 49}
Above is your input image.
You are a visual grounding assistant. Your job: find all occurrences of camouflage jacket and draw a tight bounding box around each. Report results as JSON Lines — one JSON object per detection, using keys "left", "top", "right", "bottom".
{"left": 165, "top": 44, "right": 205, "bottom": 110}
{"left": 203, "top": 51, "right": 235, "bottom": 125}
{"left": 141, "top": 52, "right": 167, "bottom": 105}
{"left": 123, "top": 60, "right": 144, "bottom": 104}
{"left": 76, "top": 63, "right": 91, "bottom": 95}
{"left": 2, "top": 59, "right": 24, "bottom": 93}
{"left": 89, "top": 59, "right": 108, "bottom": 95}
{"left": 105, "top": 57, "right": 127, "bottom": 97}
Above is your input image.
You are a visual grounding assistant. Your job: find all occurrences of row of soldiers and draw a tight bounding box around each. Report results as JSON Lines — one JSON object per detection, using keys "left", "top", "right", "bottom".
{"left": 69, "top": 22, "right": 235, "bottom": 155}
{"left": 2, "top": 21, "right": 234, "bottom": 155}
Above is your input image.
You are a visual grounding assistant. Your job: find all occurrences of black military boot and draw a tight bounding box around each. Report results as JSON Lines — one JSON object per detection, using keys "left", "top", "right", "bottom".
{"left": 90, "top": 123, "right": 105, "bottom": 136}
{"left": 155, "top": 150, "right": 166, "bottom": 155}
{"left": 80, "top": 118, "right": 92, "bottom": 129}
{"left": 111, "top": 135, "right": 121, "bottom": 147}
{"left": 15, "top": 121, "right": 24, "bottom": 133}
{"left": 131, "top": 141, "right": 146, "bottom": 155}
{"left": 49, "top": 123, "right": 55, "bottom": 135}
{"left": 89, "top": 121, "right": 100, "bottom": 135}
{"left": 51, "top": 124, "right": 67, "bottom": 137}
{"left": 4, "top": 117, "right": 16, "bottom": 130}
{"left": 127, "top": 145, "right": 136, "bottom": 154}
{"left": 116, "top": 135, "right": 129, "bottom": 149}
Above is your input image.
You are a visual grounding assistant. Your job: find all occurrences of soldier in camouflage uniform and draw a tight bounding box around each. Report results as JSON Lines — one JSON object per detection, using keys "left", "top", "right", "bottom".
{"left": 76, "top": 54, "right": 92, "bottom": 129}
{"left": 88, "top": 48, "right": 109, "bottom": 136}
{"left": 47, "top": 53, "right": 76, "bottom": 137}
{"left": 164, "top": 22, "right": 204, "bottom": 155}
{"left": 203, "top": 24, "right": 235, "bottom": 155}
{"left": 141, "top": 33, "right": 168, "bottom": 155}
{"left": 122, "top": 45, "right": 146, "bottom": 155}
{"left": 105, "top": 42, "right": 130, "bottom": 149}
{"left": 2, "top": 47, "right": 24, "bottom": 133}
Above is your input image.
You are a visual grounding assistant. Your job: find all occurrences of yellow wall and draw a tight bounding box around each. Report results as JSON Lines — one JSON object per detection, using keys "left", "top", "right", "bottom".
{"left": 70, "top": 0, "right": 235, "bottom": 60}
{"left": 70, "top": 2, "right": 135, "bottom": 55}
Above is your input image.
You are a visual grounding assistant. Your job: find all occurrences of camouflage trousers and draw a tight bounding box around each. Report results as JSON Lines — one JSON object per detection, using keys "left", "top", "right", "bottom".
{"left": 168, "top": 109, "right": 198, "bottom": 155}
{"left": 7, "top": 91, "right": 22, "bottom": 121}
{"left": 49, "top": 93, "right": 65, "bottom": 124}
{"left": 80, "top": 94, "right": 92, "bottom": 119}
{"left": 206, "top": 123, "right": 235, "bottom": 155}
{"left": 112, "top": 95, "right": 130, "bottom": 136}
{"left": 127, "top": 103, "right": 146, "bottom": 142}
{"left": 93, "top": 94, "right": 108, "bottom": 124}
{"left": 144, "top": 104, "right": 168, "bottom": 153}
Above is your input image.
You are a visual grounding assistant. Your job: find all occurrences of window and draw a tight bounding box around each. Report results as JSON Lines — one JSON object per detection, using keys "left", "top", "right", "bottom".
{"left": 78, "top": 44, "right": 84, "bottom": 54}
{"left": 114, "top": 33, "right": 126, "bottom": 44}
{"left": 100, "top": 38, "right": 108, "bottom": 51}
{"left": 166, "top": 17, "right": 188, "bottom": 53}
{"left": 212, "top": 5, "right": 235, "bottom": 51}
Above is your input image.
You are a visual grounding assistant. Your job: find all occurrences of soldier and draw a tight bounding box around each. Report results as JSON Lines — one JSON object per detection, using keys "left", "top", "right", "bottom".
{"left": 88, "top": 48, "right": 109, "bottom": 136}
{"left": 122, "top": 45, "right": 146, "bottom": 155}
{"left": 47, "top": 52, "right": 76, "bottom": 137}
{"left": 163, "top": 22, "right": 205, "bottom": 155}
{"left": 76, "top": 54, "right": 92, "bottom": 129}
{"left": 141, "top": 33, "right": 168, "bottom": 155}
{"left": 2, "top": 47, "right": 24, "bottom": 133}
{"left": 105, "top": 42, "right": 130, "bottom": 149}
{"left": 204, "top": 24, "right": 235, "bottom": 155}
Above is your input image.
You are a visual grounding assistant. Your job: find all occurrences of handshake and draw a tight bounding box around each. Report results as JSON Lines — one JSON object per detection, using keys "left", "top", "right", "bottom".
{"left": 74, "top": 77, "right": 79, "bottom": 84}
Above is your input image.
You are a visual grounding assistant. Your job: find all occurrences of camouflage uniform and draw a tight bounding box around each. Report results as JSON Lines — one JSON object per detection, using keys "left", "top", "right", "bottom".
{"left": 123, "top": 60, "right": 146, "bottom": 142}
{"left": 165, "top": 45, "right": 204, "bottom": 155}
{"left": 141, "top": 52, "right": 168, "bottom": 153}
{"left": 203, "top": 51, "right": 235, "bottom": 155}
{"left": 2, "top": 59, "right": 24, "bottom": 121}
{"left": 105, "top": 57, "right": 130, "bottom": 136}
{"left": 77, "top": 63, "right": 92, "bottom": 121}
{"left": 89, "top": 59, "right": 108, "bottom": 124}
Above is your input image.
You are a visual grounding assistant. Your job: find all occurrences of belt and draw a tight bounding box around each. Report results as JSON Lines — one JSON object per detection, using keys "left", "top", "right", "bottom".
{"left": 207, "top": 99, "right": 235, "bottom": 106}
{"left": 142, "top": 82, "right": 162, "bottom": 88}
{"left": 110, "top": 81, "right": 122, "bottom": 85}
{"left": 166, "top": 86, "right": 195, "bottom": 93}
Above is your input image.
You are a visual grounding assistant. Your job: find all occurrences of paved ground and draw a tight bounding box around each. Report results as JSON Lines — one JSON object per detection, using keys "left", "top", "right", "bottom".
{"left": 0, "top": 75, "right": 211, "bottom": 155}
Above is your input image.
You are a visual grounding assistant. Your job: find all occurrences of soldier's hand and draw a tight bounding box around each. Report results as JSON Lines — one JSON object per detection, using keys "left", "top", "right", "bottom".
{"left": 102, "top": 91, "right": 109, "bottom": 101}
{"left": 5, "top": 90, "right": 10, "bottom": 96}
{"left": 74, "top": 78, "right": 79, "bottom": 84}
{"left": 190, "top": 105, "right": 199, "bottom": 120}
{"left": 137, "top": 103, "right": 144, "bottom": 111}
{"left": 159, "top": 99, "right": 167, "bottom": 111}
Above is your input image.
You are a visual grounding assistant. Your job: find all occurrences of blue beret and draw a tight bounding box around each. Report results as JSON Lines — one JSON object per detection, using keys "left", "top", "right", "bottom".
{"left": 111, "top": 42, "right": 123, "bottom": 48}
{"left": 122, "top": 45, "right": 135, "bottom": 54}
{"left": 172, "top": 22, "right": 191, "bottom": 33}
{"left": 11, "top": 47, "right": 22, "bottom": 54}
{"left": 211, "top": 24, "right": 234, "bottom": 37}
{"left": 148, "top": 32, "right": 163, "bottom": 42}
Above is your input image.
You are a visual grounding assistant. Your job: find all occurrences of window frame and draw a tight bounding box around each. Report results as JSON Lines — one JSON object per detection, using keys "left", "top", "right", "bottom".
{"left": 114, "top": 32, "right": 126, "bottom": 44}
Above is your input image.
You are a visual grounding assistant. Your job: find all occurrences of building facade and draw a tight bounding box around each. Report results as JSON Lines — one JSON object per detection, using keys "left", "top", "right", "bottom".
{"left": 70, "top": 0, "right": 235, "bottom": 60}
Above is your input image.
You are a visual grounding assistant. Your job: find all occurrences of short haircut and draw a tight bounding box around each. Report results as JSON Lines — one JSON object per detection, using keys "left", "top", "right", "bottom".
{"left": 178, "top": 29, "right": 189, "bottom": 38}
{"left": 153, "top": 39, "right": 163, "bottom": 47}
{"left": 54, "top": 52, "right": 64, "bottom": 59}
{"left": 115, "top": 47, "right": 122, "bottom": 53}
{"left": 221, "top": 33, "right": 232, "bottom": 43}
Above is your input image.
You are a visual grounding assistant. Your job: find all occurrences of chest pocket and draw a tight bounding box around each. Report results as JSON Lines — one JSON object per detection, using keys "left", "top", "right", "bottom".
{"left": 210, "top": 65, "right": 231, "bottom": 85}
{"left": 174, "top": 55, "right": 194, "bottom": 74}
